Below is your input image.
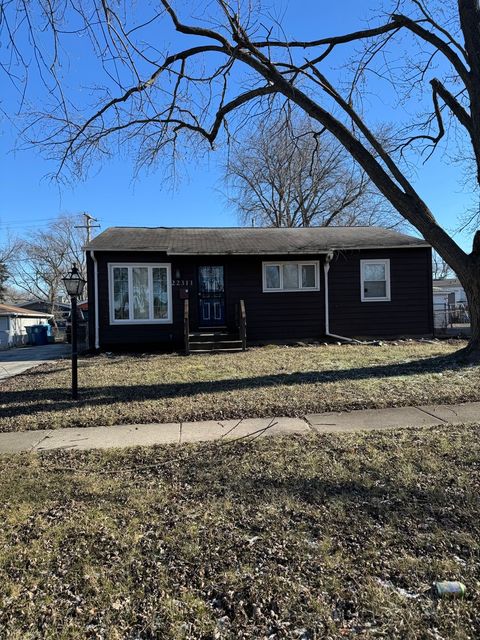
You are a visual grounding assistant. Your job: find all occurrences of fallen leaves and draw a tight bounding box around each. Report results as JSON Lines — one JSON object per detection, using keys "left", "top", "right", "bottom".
{"left": 0, "top": 341, "right": 479, "bottom": 433}
{"left": 0, "top": 425, "right": 479, "bottom": 638}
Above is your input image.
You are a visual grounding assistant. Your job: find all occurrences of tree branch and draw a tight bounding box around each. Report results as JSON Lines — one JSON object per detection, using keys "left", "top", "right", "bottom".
{"left": 430, "top": 78, "right": 473, "bottom": 134}
{"left": 250, "top": 21, "right": 402, "bottom": 49}
{"left": 391, "top": 13, "right": 471, "bottom": 88}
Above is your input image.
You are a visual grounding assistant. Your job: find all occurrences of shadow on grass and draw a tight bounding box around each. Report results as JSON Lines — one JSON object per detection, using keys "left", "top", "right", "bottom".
{"left": 19, "top": 432, "right": 477, "bottom": 536}
{"left": 0, "top": 353, "right": 472, "bottom": 423}
{"left": 3, "top": 432, "right": 478, "bottom": 640}
{"left": 129, "top": 435, "right": 479, "bottom": 531}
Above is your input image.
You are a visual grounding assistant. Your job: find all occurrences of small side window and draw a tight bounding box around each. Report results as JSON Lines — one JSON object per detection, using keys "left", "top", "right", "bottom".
{"left": 360, "top": 259, "right": 391, "bottom": 302}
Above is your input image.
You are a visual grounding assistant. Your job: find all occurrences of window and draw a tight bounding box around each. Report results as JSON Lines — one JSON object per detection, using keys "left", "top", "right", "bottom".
{"left": 360, "top": 259, "right": 391, "bottom": 302}
{"left": 262, "top": 261, "right": 319, "bottom": 292}
{"left": 109, "top": 264, "right": 172, "bottom": 323}
{"left": 265, "top": 265, "right": 280, "bottom": 289}
{"left": 112, "top": 267, "right": 129, "bottom": 319}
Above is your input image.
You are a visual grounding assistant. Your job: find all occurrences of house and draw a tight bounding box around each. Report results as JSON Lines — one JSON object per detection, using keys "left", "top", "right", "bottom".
{"left": 78, "top": 300, "right": 89, "bottom": 320}
{"left": 432, "top": 278, "right": 467, "bottom": 307}
{"left": 432, "top": 278, "right": 469, "bottom": 331}
{"left": 16, "top": 300, "right": 71, "bottom": 333}
{"left": 17, "top": 300, "right": 71, "bottom": 316}
{"left": 85, "top": 226, "right": 433, "bottom": 352}
{"left": 0, "top": 303, "right": 53, "bottom": 350}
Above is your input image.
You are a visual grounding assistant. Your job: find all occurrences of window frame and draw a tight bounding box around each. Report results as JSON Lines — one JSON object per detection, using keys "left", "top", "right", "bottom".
{"left": 262, "top": 260, "right": 320, "bottom": 293}
{"left": 108, "top": 263, "right": 173, "bottom": 324}
{"left": 360, "top": 258, "right": 391, "bottom": 302}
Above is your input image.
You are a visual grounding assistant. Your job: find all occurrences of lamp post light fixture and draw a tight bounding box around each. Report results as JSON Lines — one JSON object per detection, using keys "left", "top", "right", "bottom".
{"left": 62, "top": 263, "right": 86, "bottom": 400}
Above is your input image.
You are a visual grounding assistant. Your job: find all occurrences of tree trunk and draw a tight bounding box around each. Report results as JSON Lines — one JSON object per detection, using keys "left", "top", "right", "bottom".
{"left": 50, "top": 292, "right": 56, "bottom": 317}
{"left": 459, "top": 265, "right": 480, "bottom": 362}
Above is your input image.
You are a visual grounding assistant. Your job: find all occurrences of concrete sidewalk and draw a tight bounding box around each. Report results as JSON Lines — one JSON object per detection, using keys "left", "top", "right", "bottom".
{"left": 0, "top": 401, "right": 479, "bottom": 454}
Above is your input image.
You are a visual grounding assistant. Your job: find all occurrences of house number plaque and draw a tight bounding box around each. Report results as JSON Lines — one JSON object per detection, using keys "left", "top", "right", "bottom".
{"left": 172, "top": 279, "right": 193, "bottom": 286}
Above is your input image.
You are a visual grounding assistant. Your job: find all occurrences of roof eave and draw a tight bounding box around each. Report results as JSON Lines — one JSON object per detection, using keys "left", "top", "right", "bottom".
{"left": 84, "top": 243, "right": 430, "bottom": 253}
{"left": 0, "top": 313, "right": 53, "bottom": 318}
{"left": 328, "top": 243, "right": 430, "bottom": 250}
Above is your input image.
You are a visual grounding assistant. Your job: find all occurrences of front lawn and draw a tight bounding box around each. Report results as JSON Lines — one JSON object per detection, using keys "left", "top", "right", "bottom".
{"left": 1, "top": 425, "right": 479, "bottom": 638}
{"left": 1, "top": 340, "right": 479, "bottom": 432}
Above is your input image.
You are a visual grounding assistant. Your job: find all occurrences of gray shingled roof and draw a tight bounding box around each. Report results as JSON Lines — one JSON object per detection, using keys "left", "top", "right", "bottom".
{"left": 85, "top": 226, "right": 429, "bottom": 255}
{"left": 0, "top": 303, "right": 53, "bottom": 318}
{"left": 432, "top": 278, "right": 462, "bottom": 288}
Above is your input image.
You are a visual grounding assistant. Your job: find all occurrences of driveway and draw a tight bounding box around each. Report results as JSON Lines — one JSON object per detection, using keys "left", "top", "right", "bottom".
{"left": 0, "top": 344, "right": 70, "bottom": 381}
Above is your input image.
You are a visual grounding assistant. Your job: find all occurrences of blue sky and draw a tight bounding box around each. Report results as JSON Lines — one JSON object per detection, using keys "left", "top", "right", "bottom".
{"left": 0, "top": 0, "right": 476, "bottom": 252}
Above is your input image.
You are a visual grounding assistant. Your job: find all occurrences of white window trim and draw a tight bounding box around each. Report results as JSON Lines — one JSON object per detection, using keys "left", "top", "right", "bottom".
{"left": 360, "top": 258, "right": 391, "bottom": 302}
{"left": 262, "top": 261, "right": 320, "bottom": 293}
{"left": 108, "top": 263, "right": 173, "bottom": 324}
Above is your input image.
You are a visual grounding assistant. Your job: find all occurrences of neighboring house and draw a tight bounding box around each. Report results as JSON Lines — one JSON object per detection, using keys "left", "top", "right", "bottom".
{"left": 432, "top": 278, "right": 469, "bottom": 331}
{"left": 0, "top": 303, "right": 53, "bottom": 350}
{"left": 78, "top": 300, "right": 89, "bottom": 320}
{"left": 85, "top": 226, "right": 433, "bottom": 351}
{"left": 17, "top": 300, "right": 71, "bottom": 320}
{"left": 65, "top": 301, "right": 89, "bottom": 344}
{"left": 432, "top": 278, "right": 467, "bottom": 307}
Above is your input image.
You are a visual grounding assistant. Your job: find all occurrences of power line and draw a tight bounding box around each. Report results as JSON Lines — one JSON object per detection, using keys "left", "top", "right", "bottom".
{"left": 0, "top": 216, "right": 61, "bottom": 227}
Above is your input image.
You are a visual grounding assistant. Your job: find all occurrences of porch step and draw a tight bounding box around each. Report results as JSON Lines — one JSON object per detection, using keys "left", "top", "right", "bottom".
{"left": 188, "top": 331, "right": 244, "bottom": 353}
{"left": 189, "top": 332, "right": 238, "bottom": 342}
{"left": 189, "top": 347, "right": 244, "bottom": 354}
{"left": 189, "top": 340, "right": 243, "bottom": 352}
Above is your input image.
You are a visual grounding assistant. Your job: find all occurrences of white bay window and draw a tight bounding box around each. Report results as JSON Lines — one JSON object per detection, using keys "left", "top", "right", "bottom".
{"left": 262, "top": 261, "right": 319, "bottom": 292}
{"left": 109, "top": 263, "right": 172, "bottom": 323}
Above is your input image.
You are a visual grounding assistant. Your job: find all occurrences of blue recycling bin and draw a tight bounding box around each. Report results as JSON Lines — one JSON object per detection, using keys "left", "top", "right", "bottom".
{"left": 29, "top": 324, "right": 49, "bottom": 346}
{"left": 45, "top": 322, "right": 55, "bottom": 343}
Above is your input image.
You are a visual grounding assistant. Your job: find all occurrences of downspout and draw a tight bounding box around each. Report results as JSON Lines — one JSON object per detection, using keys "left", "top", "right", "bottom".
{"left": 90, "top": 250, "right": 100, "bottom": 350}
{"left": 324, "top": 251, "right": 363, "bottom": 344}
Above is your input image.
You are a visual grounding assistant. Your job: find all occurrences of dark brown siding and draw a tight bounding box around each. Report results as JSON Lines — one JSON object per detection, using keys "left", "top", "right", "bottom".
{"left": 329, "top": 247, "right": 433, "bottom": 337}
{"left": 225, "top": 255, "right": 325, "bottom": 341}
{"left": 90, "top": 251, "right": 190, "bottom": 349}
{"left": 89, "top": 252, "right": 325, "bottom": 349}
{"left": 87, "top": 246, "right": 432, "bottom": 350}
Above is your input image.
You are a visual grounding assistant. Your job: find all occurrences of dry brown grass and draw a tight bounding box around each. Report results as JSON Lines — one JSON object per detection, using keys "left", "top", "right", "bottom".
{"left": 1, "top": 424, "right": 479, "bottom": 638}
{"left": 0, "top": 340, "right": 479, "bottom": 432}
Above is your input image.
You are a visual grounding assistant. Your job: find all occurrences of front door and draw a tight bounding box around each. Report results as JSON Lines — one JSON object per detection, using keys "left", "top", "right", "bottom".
{"left": 198, "top": 266, "right": 225, "bottom": 327}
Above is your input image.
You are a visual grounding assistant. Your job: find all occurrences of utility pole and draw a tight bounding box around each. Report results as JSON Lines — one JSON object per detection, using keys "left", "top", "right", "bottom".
{"left": 75, "top": 212, "right": 100, "bottom": 243}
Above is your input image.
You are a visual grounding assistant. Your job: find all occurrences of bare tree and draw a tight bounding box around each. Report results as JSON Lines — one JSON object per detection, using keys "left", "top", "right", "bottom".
{"left": 2, "top": 1, "right": 480, "bottom": 358}
{"left": 8, "top": 215, "right": 87, "bottom": 314}
{"left": 0, "top": 284, "right": 29, "bottom": 305}
{"left": 226, "top": 113, "right": 401, "bottom": 228}
{"left": 0, "top": 262, "right": 7, "bottom": 302}
{"left": 0, "top": 239, "right": 21, "bottom": 303}
{"left": 432, "top": 251, "right": 455, "bottom": 280}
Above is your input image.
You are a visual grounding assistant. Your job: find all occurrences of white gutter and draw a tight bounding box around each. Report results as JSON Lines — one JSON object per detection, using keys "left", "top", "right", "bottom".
{"left": 323, "top": 252, "right": 363, "bottom": 344}
{"left": 90, "top": 250, "right": 100, "bottom": 350}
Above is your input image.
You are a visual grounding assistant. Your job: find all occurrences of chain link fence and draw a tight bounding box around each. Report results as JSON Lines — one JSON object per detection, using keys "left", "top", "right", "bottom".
{"left": 433, "top": 303, "right": 470, "bottom": 335}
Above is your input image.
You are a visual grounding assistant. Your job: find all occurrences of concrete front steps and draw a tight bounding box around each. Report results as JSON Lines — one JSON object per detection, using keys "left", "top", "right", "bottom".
{"left": 188, "top": 331, "right": 244, "bottom": 353}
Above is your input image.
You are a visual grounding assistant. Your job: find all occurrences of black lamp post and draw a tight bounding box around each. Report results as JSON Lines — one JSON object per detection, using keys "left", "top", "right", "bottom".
{"left": 62, "top": 264, "right": 86, "bottom": 400}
